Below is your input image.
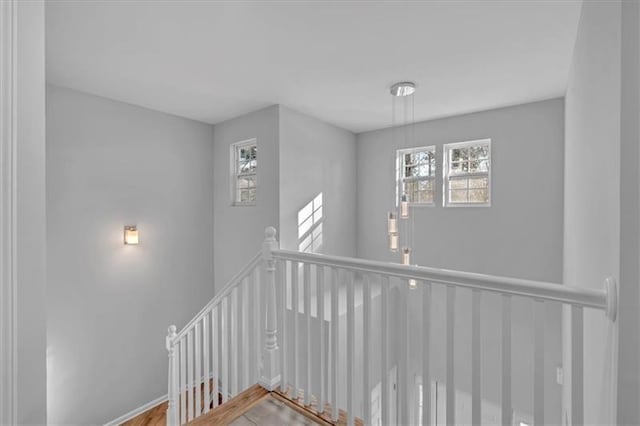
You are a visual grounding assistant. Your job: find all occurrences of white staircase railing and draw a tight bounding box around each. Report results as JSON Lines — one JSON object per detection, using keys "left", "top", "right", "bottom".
{"left": 166, "top": 227, "right": 618, "bottom": 425}
{"left": 165, "top": 237, "right": 277, "bottom": 425}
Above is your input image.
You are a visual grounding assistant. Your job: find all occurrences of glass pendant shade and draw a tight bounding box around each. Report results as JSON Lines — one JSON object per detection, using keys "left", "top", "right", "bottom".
{"left": 402, "top": 247, "right": 411, "bottom": 265}
{"left": 400, "top": 194, "right": 409, "bottom": 219}
{"left": 389, "top": 233, "right": 399, "bottom": 252}
{"left": 387, "top": 212, "right": 398, "bottom": 234}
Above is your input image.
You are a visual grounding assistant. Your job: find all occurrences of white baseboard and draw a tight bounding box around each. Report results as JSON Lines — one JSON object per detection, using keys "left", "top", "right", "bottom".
{"left": 103, "top": 394, "right": 167, "bottom": 426}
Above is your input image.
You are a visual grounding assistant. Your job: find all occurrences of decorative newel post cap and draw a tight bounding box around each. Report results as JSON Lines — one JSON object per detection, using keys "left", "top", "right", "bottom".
{"left": 168, "top": 325, "right": 177, "bottom": 336}
{"left": 265, "top": 226, "right": 277, "bottom": 240}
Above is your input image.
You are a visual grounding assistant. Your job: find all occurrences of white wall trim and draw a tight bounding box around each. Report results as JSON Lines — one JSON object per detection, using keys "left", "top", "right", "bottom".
{"left": 0, "top": 1, "right": 18, "bottom": 424}
{"left": 103, "top": 395, "right": 167, "bottom": 426}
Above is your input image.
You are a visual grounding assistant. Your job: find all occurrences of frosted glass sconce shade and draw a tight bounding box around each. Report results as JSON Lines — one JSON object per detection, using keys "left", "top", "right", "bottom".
{"left": 409, "top": 279, "right": 417, "bottom": 289}
{"left": 400, "top": 194, "right": 409, "bottom": 219}
{"left": 402, "top": 247, "right": 411, "bottom": 265}
{"left": 387, "top": 212, "right": 398, "bottom": 234}
{"left": 124, "top": 226, "right": 139, "bottom": 245}
{"left": 389, "top": 233, "right": 399, "bottom": 252}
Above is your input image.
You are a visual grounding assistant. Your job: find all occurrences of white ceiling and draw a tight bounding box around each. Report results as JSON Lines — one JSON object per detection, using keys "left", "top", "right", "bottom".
{"left": 45, "top": 0, "right": 582, "bottom": 133}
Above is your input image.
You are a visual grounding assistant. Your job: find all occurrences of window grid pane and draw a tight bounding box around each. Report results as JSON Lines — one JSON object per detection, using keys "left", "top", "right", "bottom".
{"left": 234, "top": 141, "right": 257, "bottom": 204}
{"left": 398, "top": 146, "right": 436, "bottom": 205}
{"left": 445, "top": 140, "right": 490, "bottom": 206}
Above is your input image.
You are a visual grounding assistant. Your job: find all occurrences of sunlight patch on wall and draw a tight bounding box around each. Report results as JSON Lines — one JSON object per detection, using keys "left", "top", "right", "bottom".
{"left": 298, "top": 192, "right": 323, "bottom": 252}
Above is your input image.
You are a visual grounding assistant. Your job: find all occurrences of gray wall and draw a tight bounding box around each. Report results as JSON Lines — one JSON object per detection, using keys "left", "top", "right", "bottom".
{"left": 213, "top": 106, "right": 280, "bottom": 291}
{"left": 356, "top": 99, "right": 565, "bottom": 423}
{"left": 46, "top": 85, "right": 215, "bottom": 425}
{"left": 16, "top": 1, "right": 47, "bottom": 423}
{"left": 618, "top": 2, "right": 640, "bottom": 422}
{"left": 564, "top": 1, "right": 640, "bottom": 424}
{"left": 279, "top": 106, "right": 357, "bottom": 256}
{"left": 356, "top": 98, "right": 564, "bottom": 283}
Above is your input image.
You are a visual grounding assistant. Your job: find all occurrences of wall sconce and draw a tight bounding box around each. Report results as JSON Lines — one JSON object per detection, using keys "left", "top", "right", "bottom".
{"left": 124, "top": 226, "right": 139, "bottom": 245}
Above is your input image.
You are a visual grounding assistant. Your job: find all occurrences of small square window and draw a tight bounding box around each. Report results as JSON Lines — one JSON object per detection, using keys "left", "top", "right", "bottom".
{"left": 396, "top": 146, "right": 436, "bottom": 206}
{"left": 443, "top": 139, "right": 491, "bottom": 207}
{"left": 231, "top": 139, "right": 257, "bottom": 205}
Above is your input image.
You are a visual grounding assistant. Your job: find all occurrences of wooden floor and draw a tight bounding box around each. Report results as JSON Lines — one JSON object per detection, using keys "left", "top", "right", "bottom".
{"left": 276, "top": 387, "right": 364, "bottom": 426}
{"left": 227, "top": 394, "right": 329, "bottom": 425}
{"left": 188, "top": 384, "right": 269, "bottom": 425}
{"left": 121, "top": 384, "right": 335, "bottom": 426}
{"left": 122, "top": 400, "right": 168, "bottom": 426}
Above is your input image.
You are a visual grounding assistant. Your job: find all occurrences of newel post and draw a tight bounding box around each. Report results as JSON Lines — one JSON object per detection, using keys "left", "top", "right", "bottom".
{"left": 259, "top": 226, "right": 281, "bottom": 390}
{"left": 166, "top": 325, "right": 179, "bottom": 426}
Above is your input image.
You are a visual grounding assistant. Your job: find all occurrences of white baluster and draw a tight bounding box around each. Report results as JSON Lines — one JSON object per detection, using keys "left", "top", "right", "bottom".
{"left": 363, "top": 275, "right": 371, "bottom": 425}
{"left": 381, "top": 276, "right": 389, "bottom": 426}
{"left": 243, "top": 276, "right": 250, "bottom": 389}
{"left": 180, "top": 338, "right": 186, "bottom": 425}
{"left": 502, "top": 295, "right": 512, "bottom": 426}
{"left": 534, "top": 300, "right": 545, "bottom": 425}
{"left": 347, "top": 271, "right": 355, "bottom": 425}
{"left": 331, "top": 267, "right": 339, "bottom": 422}
{"left": 166, "top": 325, "right": 179, "bottom": 426}
{"left": 422, "top": 282, "right": 431, "bottom": 426}
{"left": 194, "top": 322, "right": 202, "bottom": 417}
{"left": 255, "top": 266, "right": 262, "bottom": 385}
{"left": 237, "top": 279, "right": 245, "bottom": 391}
{"left": 248, "top": 273, "right": 256, "bottom": 387}
{"left": 571, "top": 305, "right": 583, "bottom": 426}
{"left": 399, "top": 281, "right": 410, "bottom": 426}
{"left": 203, "top": 314, "right": 210, "bottom": 414}
{"left": 280, "top": 261, "right": 288, "bottom": 393}
{"left": 318, "top": 264, "right": 326, "bottom": 414}
{"left": 229, "top": 290, "right": 237, "bottom": 397}
{"left": 292, "top": 260, "right": 299, "bottom": 399}
{"left": 259, "top": 226, "right": 280, "bottom": 390}
{"left": 212, "top": 306, "right": 219, "bottom": 408}
{"left": 187, "top": 329, "right": 194, "bottom": 422}
{"left": 472, "top": 290, "right": 481, "bottom": 426}
{"left": 304, "top": 262, "right": 312, "bottom": 406}
{"left": 446, "top": 285, "right": 455, "bottom": 426}
{"left": 222, "top": 297, "right": 230, "bottom": 402}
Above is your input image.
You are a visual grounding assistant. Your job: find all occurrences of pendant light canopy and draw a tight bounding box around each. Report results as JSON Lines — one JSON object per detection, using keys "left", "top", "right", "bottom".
{"left": 390, "top": 82, "right": 416, "bottom": 97}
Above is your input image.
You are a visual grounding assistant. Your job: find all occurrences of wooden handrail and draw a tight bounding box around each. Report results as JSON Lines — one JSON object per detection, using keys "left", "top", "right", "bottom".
{"left": 272, "top": 249, "right": 616, "bottom": 318}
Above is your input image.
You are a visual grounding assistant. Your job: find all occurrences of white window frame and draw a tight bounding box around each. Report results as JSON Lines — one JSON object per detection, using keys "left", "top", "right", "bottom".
{"left": 443, "top": 138, "right": 491, "bottom": 207}
{"left": 230, "top": 138, "right": 257, "bottom": 206}
{"left": 396, "top": 145, "right": 436, "bottom": 207}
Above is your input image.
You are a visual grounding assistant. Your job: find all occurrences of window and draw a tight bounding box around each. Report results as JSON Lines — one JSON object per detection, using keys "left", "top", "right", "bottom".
{"left": 232, "top": 139, "right": 257, "bottom": 205}
{"left": 298, "top": 193, "right": 323, "bottom": 253}
{"left": 443, "top": 139, "right": 491, "bottom": 206}
{"left": 397, "top": 146, "right": 436, "bottom": 205}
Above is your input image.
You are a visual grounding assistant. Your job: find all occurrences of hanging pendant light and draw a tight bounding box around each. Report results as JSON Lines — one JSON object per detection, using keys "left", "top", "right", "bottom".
{"left": 387, "top": 211, "right": 398, "bottom": 234}
{"left": 400, "top": 193, "right": 409, "bottom": 219}
{"left": 402, "top": 247, "right": 411, "bottom": 265}
{"left": 389, "top": 233, "right": 399, "bottom": 252}
{"left": 387, "top": 82, "right": 419, "bottom": 289}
